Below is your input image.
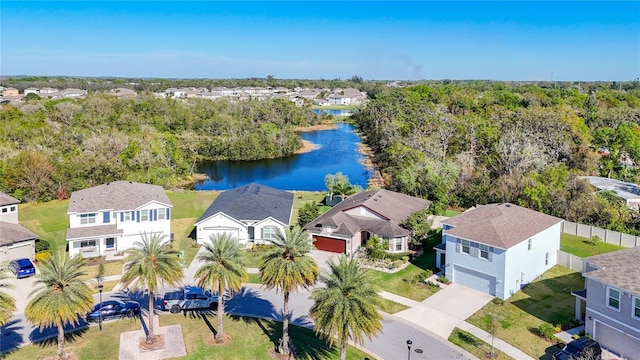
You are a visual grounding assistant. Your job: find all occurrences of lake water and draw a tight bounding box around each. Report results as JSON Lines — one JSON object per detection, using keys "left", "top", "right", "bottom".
{"left": 194, "top": 123, "right": 371, "bottom": 191}
{"left": 312, "top": 109, "right": 354, "bottom": 116}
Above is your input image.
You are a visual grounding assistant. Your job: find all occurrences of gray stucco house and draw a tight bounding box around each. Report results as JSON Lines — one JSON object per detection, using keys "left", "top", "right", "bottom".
{"left": 573, "top": 246, "right": 640, "bottom": 359}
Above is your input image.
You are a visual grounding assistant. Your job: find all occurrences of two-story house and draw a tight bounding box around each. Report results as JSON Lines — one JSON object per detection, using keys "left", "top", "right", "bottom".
{"left": 436, "top": 203, "right": 563, "bottom": 300}
{"left": 573, "top": 247, "right": 640, "bottom": 359}
{"left": 0, "top": 191, "right": 37, "bottom": 263}
{"left": 66, "top": 181, "right": 172, "bottom": 258}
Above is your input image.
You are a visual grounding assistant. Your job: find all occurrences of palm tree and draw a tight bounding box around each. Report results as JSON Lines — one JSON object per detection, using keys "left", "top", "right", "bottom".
{"left": 25, "top": 254, "right": 94, "bottom": 360}
{"left": 194, "top": 232, "right": 248, "bottom": 342}
{"left": 0, "top": 266, "right": 16, "bottom": 326}
{"left": 120, "top": 232, "right": 183, "bottom": 344}
{"left": 260, "top": 225, "right": 319, "bottom": 356}
{"left": 310, "top": 255, "right": 383, "bottom": 360}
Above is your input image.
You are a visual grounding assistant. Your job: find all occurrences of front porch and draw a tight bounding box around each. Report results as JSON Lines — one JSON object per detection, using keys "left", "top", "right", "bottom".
{"left": 571, "top": 288, "right": 587, "bottom": 322}
{"left": 434, "top": 242, "right": 446, "bottom": 270}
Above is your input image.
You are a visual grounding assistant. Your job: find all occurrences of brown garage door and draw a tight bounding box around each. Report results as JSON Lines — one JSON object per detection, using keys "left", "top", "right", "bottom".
{"left": 313, "top": 236, "right": 345, "bottom": 253}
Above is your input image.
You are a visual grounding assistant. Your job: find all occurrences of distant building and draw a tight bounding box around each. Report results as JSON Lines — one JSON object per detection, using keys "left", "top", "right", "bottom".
{"left": 580, "top": 176, "right": 640, "bottom": 210}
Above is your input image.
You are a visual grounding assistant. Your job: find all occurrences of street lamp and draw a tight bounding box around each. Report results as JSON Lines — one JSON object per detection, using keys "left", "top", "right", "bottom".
{"left": 98, "top": 282, "right": 104, "bottom": 331}
{"left": 406, "top": 339, "right": 412, "bottom": 360}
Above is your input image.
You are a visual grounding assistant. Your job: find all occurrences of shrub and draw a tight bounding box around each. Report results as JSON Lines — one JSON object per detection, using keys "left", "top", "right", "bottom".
{"left": 537, "top": 323, "right": 556, "bottom": 341}
{"left": 436, "top": 275, "right": 450, "bottom": 284}
{"left": 385, "top": 251, "right": 413, "bottom": 262}
{"left": 35, "top": 251, "right": 51, "bottom": 262}
{"left": 401, "top": 256, "right": 410, "bottom": 263}
{"left": 35, "top": 239, "right": 51, "bottom": 253}
{"left": 392, "top": 260, "right": 404, "bottom": 269}
{"left": 590, "top": 235, "right": 602, "bottom": 246}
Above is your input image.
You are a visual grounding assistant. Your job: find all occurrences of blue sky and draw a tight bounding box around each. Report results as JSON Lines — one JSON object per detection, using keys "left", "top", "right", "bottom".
{"left": 1, "top": 1, "right": 638, "bottom": 80}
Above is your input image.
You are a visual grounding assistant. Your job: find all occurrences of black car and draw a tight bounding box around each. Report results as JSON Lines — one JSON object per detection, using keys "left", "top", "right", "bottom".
{"left": 9, "top": 258, "right": 36, "bottom": 279}
{"left": 86, "top": 300, "right": 141, "bottom": 322}
{"left": 553, "top": 336, "right": 602, "bottom": 360}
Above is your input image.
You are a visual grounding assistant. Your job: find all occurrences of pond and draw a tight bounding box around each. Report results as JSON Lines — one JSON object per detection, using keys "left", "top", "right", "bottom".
{"left": 194, "top": 123, "right": 371, "bottom": 191}
{"left": 312, "top": 109, "right": 355, "bottom": 116}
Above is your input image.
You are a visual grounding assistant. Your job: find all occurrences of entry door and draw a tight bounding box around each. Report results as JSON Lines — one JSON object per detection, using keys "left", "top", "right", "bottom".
{"left": 248, "top": 226, "right": 255, "bottom": 240}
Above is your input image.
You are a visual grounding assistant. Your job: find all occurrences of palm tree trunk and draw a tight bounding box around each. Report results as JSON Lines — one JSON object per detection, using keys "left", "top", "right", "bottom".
{"left": 278, "top": 290, "right": 290, "bottom": 355}
{"left": 147, "top": 291, "right": 155, "bottom": 343}
{"left": 216, "top": 282, "right": 224, "bottom": 340}
{"left": 340, "top": 338, "right": 347, "bottom": 360}
{"left": 57, "top": 321, "right": 66, "bottom": 360}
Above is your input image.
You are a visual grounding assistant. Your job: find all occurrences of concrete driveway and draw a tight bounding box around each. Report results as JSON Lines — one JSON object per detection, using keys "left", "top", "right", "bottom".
{"left": 3, "top": 267, "right": 39, "bottom": 313}
{"left": 309, "top": 249, "right": 339, "bottom": 272}
{"left": 395, "top": 283, "right": 493, "bottom": 339}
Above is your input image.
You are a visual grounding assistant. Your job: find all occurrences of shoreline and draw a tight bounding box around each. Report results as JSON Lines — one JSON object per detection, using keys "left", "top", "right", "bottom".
{"left": 295, "top": 123, "right": 337, "bottom": 132}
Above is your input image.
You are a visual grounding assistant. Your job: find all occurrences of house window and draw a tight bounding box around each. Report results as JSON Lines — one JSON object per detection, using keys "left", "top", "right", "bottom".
{"left": 140, "top": 210, "right": 149, "bottom": 222}
{"left": 395, "top": 239, "right": 402, "bottom": 251}
{"left": 80, "top": 240, "right": 96, "bottom": 248}
{"left": 105, "top": 238, "right": 115, "bottom": 249}
{"left": 124, "top": 212, "right": 131, "bottom": 221}
{"left": 527, "top": 239, "right": 532, "bottom": 250}
{"left": 263, "top": 226, "right": 278, "bottom": 240}
{"left": 480, "top": 244, "right": 490, "bottom": 260}
{"left": 80, "top": 213, "right": 96, "bottom": 225}
{"left": 10, "top": 206, "right": 16, "bottom": 212}
{"left": 634, "top": 297, "right": 640, "bottom": 319}
{"left": 462, "top": 240, "right": 471, "bottom": 254}
{"left": 158, "top": 208, "right": 166, "bottom": 220}
{"left": 1, "top": 208, "right": 6, "bottom": 213}
{"left": 545, "top": 252, "right": 549, "bottom": 265}
{"left": 607, "top": 287, "right": 620, "bottom": 310}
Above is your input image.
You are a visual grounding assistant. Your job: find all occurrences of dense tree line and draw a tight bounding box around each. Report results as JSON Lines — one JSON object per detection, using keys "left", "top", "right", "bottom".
{"left": 0, "top": 94, "right": 318, "bottom": 201}
{"left": 352, "top": 83, "right": 640, "bottom": 234}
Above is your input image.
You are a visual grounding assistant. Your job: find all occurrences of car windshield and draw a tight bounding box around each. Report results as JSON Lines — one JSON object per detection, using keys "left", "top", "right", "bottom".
{"left": 565, "top": 343, "right": 582, "bottom": 353}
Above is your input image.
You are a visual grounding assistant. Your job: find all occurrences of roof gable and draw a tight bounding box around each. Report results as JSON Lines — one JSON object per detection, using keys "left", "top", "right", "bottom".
{"left": 196, "top": 183, "right": 293, "bottom": 225}
{"left": 443, "top": 203, "right": 562, "bottom": 249}
{"left": 584, "top": 246, "right": 640, "bottom": 296}
{"left": 0, "top": 222, "right": 38, "bottom": 246}
{"left": 0, "top": 191, "right": 20, "bottom": 206}
{"left": 67, "top": 181, "right": 171, "bottom": 213}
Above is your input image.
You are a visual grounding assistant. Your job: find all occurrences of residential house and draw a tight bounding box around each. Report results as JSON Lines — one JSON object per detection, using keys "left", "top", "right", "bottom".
{"left": 2, "top": 87, "right": 19, "bottom": 96}
{"left": 580, "top": 176, "right": 640, "bottom": 210}
{"left": 328, "top": 94, "right": 351, "bottom": 105}
{"left": 62, "top": 88, "right": 87, "bottom": 98}
{"left": 109, "top": 88, "right": 137, "bottom": 98}
{"left": 0, "top": 191, "right": 37, "bottom": 263}
{"left": 66, "top": 181, "right": 172, "bottom": 258}
{"left": 436, "top": 203, "right": 563, "bottom": 300}
{"left": 304, "top": 189, "right": 431, "bottom": 255}
{"left": 195, "top": 183, "right": 293, "bottom": 245}
{"left": 24, "top": 87, "right": 39, "bottom": 95}
{"left": 572, "top": 247, "right": 640, "bottom": 360}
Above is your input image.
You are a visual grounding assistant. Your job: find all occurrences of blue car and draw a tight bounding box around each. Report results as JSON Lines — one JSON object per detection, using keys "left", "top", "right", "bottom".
{"left": 9, "top": 258, "right": 36, "bottom": 279}
{"left": 86, "top": 300, "right": 141, "bottom": 322}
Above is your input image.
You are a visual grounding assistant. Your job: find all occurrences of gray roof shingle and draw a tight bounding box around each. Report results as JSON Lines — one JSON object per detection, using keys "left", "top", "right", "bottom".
{"left": 196, "top": 183, "right": 293, "bottom": 225}
{"left": 0, "top": 191, "right": 19, "bottom": 206}
{"left": 304, "top": 189, "right": 431, "bottom": 238}
{"left": 67, "top": 181, "right": 171, "bottom": 213}
{"left": 442, "top": 203, "right": 563, "bottom": 249}
{"left": 584, "top": 247, "right": 640, "bottom": 297}
{"left": 66, "top": 224, "right": 123, "bottom": 240}
{"left": 0, "top": 222, "right": 38, "bottom": 246}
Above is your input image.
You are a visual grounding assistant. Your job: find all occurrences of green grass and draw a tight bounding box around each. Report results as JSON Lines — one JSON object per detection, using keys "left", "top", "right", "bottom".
{"left": 3, "top": 314, "right": 373, "bottom": 360}
{"left": 369, "top": 251, "right": 439, "bottom": 302}
{"left": 449, "top": 328, "right": 513, "bottom": 360}
{"left": 467, "top": 265, "right": 585, "bottom": 359}
{"left": 242, "top": 246, "right": 272, "bottom": 268}
{"left": 19, "top": 200, "right": 69, "bottom": 256}
{"left": 560, "top": 233, "right": 625, "bottom": 258}
{"left": 376, "top": 298, "right": 409, "bottom": 314}
{"left": 246, "top": 273, "right": 262, "bottom": 284}
{"left": 80, "top": 261, "right": 124, "bottom": 280}
{"left": 291, "top": 191, "right": 326, "bottom": 226}
{"left": 444, "top": 209, "right": 462, "bottom": 217}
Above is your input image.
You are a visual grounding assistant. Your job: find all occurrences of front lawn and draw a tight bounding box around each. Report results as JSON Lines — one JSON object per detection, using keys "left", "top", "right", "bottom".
{"left": 291, "top": 191, "right": 327, "bottom": 226}
{"left": 4, "top": 314, "right": 372, "bottom": 359}
{"left": 19, "top": 200, "right": 69, "bottom": 256}
{"left": 560, "top": 233, "right": 625, "bottom": 258}
{"left": 449, "top": 328, "right": 513, "bottom": 360}
{"left": 369, "top": 250, "right": 439, "bottom": 302}
{"left": 467, "top": 265, "right": 585, "bottom": 359}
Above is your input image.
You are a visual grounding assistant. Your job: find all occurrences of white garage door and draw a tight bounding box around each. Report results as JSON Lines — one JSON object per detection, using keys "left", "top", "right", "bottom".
{"left": 7, "top": 242, "right": 34, "bottom": 261}
{"left": 200, "top": 228, "right": 240, "bottom": 244}
{"left": 595, "top": 321, "right": 640, "bottom": 360}
{"left": 453, "top": 265, "right": 496, "bottom": 296}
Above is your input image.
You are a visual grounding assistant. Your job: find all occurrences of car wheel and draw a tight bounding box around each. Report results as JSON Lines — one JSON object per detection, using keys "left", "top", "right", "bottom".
{"left": 209, "top": 303, "right": 217, "bottom": 310}
{"left": 170, "top": 305, "right": 181, "bottom": 314}
{"left": 127, "top": 310, "right": 135, "bottom": 317}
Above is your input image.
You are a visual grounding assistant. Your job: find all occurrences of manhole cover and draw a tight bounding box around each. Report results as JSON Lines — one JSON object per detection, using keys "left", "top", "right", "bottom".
{"left": 415, "top": 349, "right": 424, "bottom": 354}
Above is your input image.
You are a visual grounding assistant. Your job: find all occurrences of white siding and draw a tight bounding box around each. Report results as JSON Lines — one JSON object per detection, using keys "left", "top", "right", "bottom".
{"left": 344, "top": 206, "right": 384, "bottom": 219}
{"left": 196, "top": 213, "right": 247, "bottom": 244}
{"left": 253, "top": 218, "right": 287, "bottom": 245}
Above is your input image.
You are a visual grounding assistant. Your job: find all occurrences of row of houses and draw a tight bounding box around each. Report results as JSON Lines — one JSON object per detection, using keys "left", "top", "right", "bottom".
{"left": 0, "top": 86, "right": 368, "bottom": 106}
{"left": 3, "top": 180, "right": 638, "bottom": 358}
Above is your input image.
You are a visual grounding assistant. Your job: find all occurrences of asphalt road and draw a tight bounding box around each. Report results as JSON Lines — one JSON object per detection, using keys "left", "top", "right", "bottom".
{"left": 1, "top": 284, "right": 470, "bottom": 359}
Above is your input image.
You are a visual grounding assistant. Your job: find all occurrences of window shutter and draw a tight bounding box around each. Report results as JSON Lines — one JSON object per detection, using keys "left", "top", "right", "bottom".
{"left": 166, "top": 208, "right": 170, "bottom": 219}
{"left": 120, "top": 212, "right": 124, "bottom": 222}
{"left": 153, "top": 209, "right": 157, "bottom": 221}
{"left": 136, "top": 211, "right": 140, "bottom": 223}
{"left": 103, "top": 212, "right": 110, "bottom": 223}
{"left": 456, "top": 238, "right": 460, "bottom": 253}
{"left": 488, "top": 247, "right": 493, "bottom": 262}
{"left": 471, "top": 243, "right": 479, "bottom": 257}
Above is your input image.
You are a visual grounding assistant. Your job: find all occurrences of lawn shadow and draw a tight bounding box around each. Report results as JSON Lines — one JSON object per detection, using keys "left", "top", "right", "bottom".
{"left": 539, "top": 343, "right": 563, "bottom": 360}
{"left": 29, "top": 316, "right": 89, "bottom": 347}
{"left": 510, "top": 271, "right": 584, "bottom": 325}
{"left": 0, "top": 319, "right": 25, "bottom": 356}
{"left": 182, "top": 309, "right": 218, "bottom": 338}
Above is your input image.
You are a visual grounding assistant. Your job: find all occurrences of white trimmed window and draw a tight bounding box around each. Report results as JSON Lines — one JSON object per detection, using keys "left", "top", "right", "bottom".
{"left": 140, "top": 210, "right": 149, "bottom": 222}
{"left": 395, "top": 238, "right": 403, "bottom": 251}
{"left": 263, "top": 226, "right": 278, "bottom": 240}
{"left": 80, "top": 240, "right": 96, "bottom": 248}
{"left": 462, "top": 240, "right": 471, "bottom": 254}
{"left": 1, "top": 208, "right": 6, "bottom": 213}
{"left": 607, "top": 287, "right": 620, "bottom": 310}
{"left": 80, "top": 213, "right": 96, "bottom": 225}
{"left": 480, "top": 244, "right": 490, "bottom": 260}
{"left": 634, "top": 297, "right": 640, "bottom": 319}
{"left": 124, "top": 212, "right": 131, "bottom": 221}
{"left": 158, "top": 208, "right": 166, "bottom": 220}
{"left": 10, "top": 206, "right": 16, "bottom": 212}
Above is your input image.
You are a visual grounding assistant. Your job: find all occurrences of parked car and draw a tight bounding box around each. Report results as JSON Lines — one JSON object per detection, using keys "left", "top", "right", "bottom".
{"left": 162, "top": 286, "right": 225, "bottom": 314}
{"left": 9, "top": 258, "right": 36, "bottom": 279}
{"left": 86, "top": 300, "right": 141, "bottom": 322}
{"left": 553, "top": 336, "right": 602, "bottom": 360}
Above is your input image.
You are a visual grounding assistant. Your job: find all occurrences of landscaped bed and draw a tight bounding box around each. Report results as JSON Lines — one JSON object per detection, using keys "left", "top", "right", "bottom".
{"left": 369, "top": 250, "right": 440, "bottom": 302}
{"left": 560, "top": 233, "right": 625, "bottom": 257}
{"left": 1, "top": 314, "right": 372, "bottom": 359}
{"left": 466, "top": 265, "right": 585, "bottom": 358}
